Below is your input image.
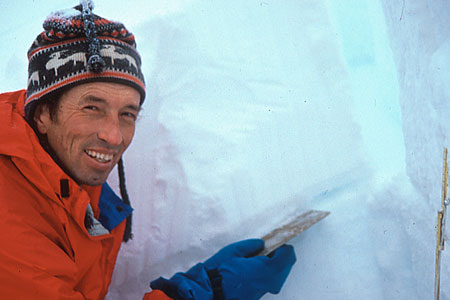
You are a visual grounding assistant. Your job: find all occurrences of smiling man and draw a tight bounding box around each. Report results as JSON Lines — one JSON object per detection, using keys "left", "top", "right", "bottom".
{"left": 33, "top": 82, "right": 140, "bottom": 186}
{"left": 0, "top": 2, "right": 296, "bottom": 300}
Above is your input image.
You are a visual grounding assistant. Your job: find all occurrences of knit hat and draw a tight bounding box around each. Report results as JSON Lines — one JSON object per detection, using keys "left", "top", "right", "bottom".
{"left": 25, "top": 1, "right": 146, "bottom": 119}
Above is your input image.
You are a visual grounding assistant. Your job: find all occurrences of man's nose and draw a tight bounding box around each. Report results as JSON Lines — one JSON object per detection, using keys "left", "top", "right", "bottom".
{"left": 97, "top": 115, "right": 123, "bottom": 146}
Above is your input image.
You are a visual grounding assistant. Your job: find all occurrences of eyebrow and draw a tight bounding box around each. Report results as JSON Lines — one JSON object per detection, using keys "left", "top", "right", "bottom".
{"left": 83, "top": 95, "right": 141, "bottom": 112}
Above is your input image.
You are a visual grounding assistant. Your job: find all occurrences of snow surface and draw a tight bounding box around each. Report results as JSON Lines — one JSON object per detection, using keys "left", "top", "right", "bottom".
{"left": 0, "top": 0, "right": 448, "bottom": 299}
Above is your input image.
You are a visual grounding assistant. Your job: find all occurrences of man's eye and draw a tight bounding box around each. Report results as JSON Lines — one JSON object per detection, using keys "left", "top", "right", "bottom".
{"left": 122, "top": 112, "right": 137, "bottom": 120}
{"left": 84, "top": 105, "right": 99, "bottom": 111}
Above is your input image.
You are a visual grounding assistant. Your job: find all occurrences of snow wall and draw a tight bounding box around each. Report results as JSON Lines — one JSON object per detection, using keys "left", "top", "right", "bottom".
{"left": 0, "top": 1, "right": 449, "bottom": 299}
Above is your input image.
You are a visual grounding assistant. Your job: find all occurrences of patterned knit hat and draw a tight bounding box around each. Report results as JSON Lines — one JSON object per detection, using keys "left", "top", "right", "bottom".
{"left": 25, "top": 1, "right": 146, "bottom": 119}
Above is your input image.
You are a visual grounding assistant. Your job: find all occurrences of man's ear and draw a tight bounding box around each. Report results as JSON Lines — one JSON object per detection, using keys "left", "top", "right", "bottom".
{"left": 33, "top": 104, "right": 52, "bottom": 135}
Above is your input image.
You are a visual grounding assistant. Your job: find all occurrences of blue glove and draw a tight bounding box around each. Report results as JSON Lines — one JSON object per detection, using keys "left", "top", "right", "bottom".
{"left": 207, "top": 239, "right": 296, "bottom": 300}
{"left": 150, "top": 239, "right": 296, "bottom": 300}
{"left": 150, "top": 263, "right": 213, "bottom": 300}
{"left": 203, "top": 239, "right": 265, "bottom": 269}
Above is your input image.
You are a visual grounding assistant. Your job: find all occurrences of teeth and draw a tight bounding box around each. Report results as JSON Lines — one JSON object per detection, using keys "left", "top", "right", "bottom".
{"left": 85, "top": 150, "right": 113, "bottom": 163}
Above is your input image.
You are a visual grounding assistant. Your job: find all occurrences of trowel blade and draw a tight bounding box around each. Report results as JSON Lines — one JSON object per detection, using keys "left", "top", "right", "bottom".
{"left": 258, "top": 209, "right": 330, "bottom": 256}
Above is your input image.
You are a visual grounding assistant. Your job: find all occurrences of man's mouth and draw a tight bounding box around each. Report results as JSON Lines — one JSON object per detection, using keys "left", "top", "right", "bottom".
{"left": 85, "top": 150, "right": 114, "bottom": 163}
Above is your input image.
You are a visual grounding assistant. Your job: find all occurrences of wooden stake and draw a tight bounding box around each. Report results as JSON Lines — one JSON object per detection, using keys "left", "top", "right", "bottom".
{"left": 435, "top": 147, "right": 448, "bottom": 300}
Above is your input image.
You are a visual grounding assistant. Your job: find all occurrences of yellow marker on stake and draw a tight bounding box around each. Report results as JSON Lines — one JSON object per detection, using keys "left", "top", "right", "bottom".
{"left": 435, "top": 147, "right": 448, "bottom": 300}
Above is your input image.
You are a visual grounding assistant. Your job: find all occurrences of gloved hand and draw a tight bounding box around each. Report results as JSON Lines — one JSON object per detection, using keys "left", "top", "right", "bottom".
{"left": 150, "top": 239, "right": 296, "bottom": 300}
{"left": 203, "top": 238, "right": 265, "bottom": 269}
{"left": 205, "top": 239, "right": 296, "bottom": 300}
{"left": 150, "top": 263, "right": 213, "bottom": 300}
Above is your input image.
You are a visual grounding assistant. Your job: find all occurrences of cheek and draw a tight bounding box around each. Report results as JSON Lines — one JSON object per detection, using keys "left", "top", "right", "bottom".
{"left": 122, "top": 124, "right": 136, "bottom": 148}
{"left": 48, "top": 124, "right": 85, "bottom": 156}
{"left": 46, "top": 125, "right": 67, "bottom": 150}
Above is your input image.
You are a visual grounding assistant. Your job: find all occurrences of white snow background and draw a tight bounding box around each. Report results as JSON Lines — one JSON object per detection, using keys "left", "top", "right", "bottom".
{"left": 0, "top": 0, "right": 448, "bottom": 299}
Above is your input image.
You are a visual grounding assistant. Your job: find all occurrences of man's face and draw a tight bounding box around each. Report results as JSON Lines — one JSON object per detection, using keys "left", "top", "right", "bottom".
{"left": 34, "top": 82, "right": 141, "bottom": 186}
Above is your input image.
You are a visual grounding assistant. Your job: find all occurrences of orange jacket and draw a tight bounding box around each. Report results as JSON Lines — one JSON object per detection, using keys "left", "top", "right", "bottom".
{"left": 0, "top": 90, "right": 171, "bottom": 300}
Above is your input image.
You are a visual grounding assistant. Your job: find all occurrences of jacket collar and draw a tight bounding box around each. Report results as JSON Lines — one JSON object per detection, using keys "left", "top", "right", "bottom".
{"left": 0, "top": 90, "right": 73, "bottom": 203}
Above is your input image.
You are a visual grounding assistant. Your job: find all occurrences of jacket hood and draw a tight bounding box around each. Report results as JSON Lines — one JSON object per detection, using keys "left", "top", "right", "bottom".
{"left": 0, "top": 90, "right": 80, "bottom": 204}
{"left": 0, "top": 90, "right": 33, "bottom": 159}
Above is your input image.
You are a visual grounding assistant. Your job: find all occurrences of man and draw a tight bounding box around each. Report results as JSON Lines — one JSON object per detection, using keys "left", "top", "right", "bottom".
{"left": 0, "top": 2, "right": 296, "bottom": 299}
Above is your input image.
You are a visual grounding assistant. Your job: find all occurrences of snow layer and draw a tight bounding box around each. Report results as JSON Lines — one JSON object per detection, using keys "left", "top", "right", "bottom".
{"left": 109, "top": 1, "right": 369, "bottom": 298}
{"left": 381, "top": 1, "right": 450, "bottom": 298}
{"left": 0, "top": 0, "right": 447, "bottom": 299}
